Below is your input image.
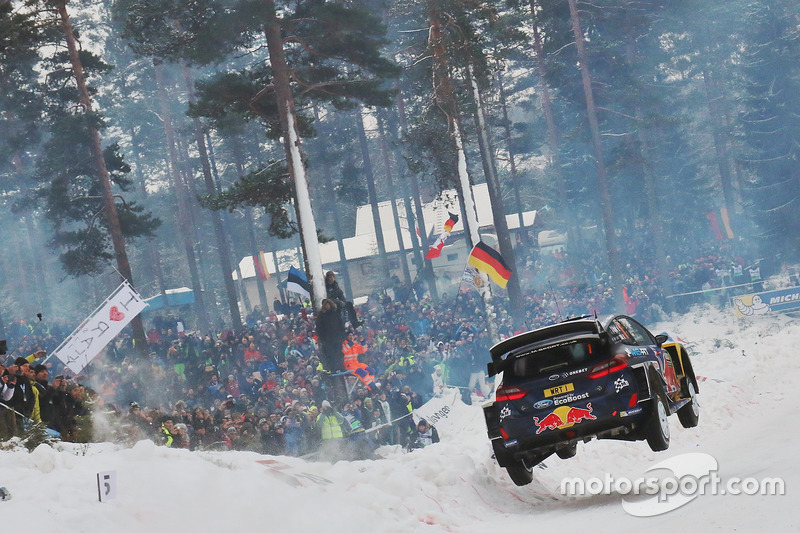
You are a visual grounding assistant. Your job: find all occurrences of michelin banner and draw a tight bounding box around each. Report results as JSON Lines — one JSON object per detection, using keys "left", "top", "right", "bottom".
{"left": 732, "top": 287, "right": 800, "bottom": 318}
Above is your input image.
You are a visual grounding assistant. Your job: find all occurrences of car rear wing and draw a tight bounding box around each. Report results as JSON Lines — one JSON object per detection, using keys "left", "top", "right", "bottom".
{"left": 487, "top": 319, "right": 608, "bottom": 377}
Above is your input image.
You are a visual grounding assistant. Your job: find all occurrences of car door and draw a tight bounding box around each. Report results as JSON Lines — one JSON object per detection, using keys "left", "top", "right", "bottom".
{"left": 617, "top": 316, "right": 679, "bottom": 395}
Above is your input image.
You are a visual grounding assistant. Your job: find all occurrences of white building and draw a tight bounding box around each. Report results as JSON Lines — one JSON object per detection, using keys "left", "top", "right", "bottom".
{"left": 234, "top": 183, "right": 538, "bottom": 308}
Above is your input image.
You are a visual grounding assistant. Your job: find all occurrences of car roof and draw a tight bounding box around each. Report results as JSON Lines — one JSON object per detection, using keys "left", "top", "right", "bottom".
{"left": 489, "top": 315, "right": 617, "bottom": 364}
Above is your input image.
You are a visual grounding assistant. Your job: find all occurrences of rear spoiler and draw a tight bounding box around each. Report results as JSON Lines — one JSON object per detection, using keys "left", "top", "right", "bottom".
{"left": 487, "top": 319, "right": 607, "bottom": 377}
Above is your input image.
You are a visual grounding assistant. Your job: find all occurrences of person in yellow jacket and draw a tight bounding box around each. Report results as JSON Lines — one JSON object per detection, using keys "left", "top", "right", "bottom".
{"left": 316, "top": 400, "right": 347, "bottom": 460}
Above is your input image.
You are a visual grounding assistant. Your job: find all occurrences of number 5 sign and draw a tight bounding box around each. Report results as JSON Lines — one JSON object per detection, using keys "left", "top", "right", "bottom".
{"left": 97, "top": 471, "right": 117, "bottom": 502}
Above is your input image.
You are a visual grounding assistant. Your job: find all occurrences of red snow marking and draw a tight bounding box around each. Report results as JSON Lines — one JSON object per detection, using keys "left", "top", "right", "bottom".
{"left": 419, "top": 489, "right": 445, "bottom": 513}
{"left": 257, "top": 459, "right": 290, "bottom": 470}
{"left": 500, "top": 486, "right": 538, "bottom": 505}
{"left": 460, "top": 476, "right": 505, "bottom": 514}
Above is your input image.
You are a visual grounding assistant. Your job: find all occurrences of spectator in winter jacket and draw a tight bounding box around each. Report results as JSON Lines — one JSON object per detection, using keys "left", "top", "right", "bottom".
{"left": 325, "top": 271, "right": 361, "bottom": 327}
{"left": 316, "top": 400, "right": 347, "bottom": 460}
{"left": 410, "top": 419, "right": 440, "bottom": 449}
{"left": 0, "top": 366, "right": 17, "bottom": 439}
{"left": 8, "top": 358, "right": 36, "bottom": 424}
{"left": 315, "top": 299, "right": 347, "bottom": 372}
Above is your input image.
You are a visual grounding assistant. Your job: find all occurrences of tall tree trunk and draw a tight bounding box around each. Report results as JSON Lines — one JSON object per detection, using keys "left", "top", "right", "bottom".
{"left": 24, "top": 215, "right": 47, "bottom": 315}
{"left": 56, "top": 1, "right": 149, "bottom": 355}
{"left": 263, "top": 0, "right": 325, "bottom": 308}
{"left": 567, "top": 0, "right": 624, "bottom": 307}
{"left": 175, "top": 132, "right": 214, "bottom": 313}
{"left": 356, "top": 108, "right": 391, "bottom": 287}
{"left": 624, "top": 41, "right": 674, "bottom": 308}
{"left": 130, "top": 128, "right": 167, "bottom": 297}
{"left": 702, "top": 69, "right": 737, "bottom": 219}
{"left": 428, "top": 3, "right": 497, "bottom": 342}
{"left": 467, "top": 63, "right": 523, "bottom": 318}
{"left": 495, "top": 69, "right": 526, "bottom": 241}
{"left": 182, "top": 67, "right": 243, "bottom": 331}
{"left": 311, "top": 107, "right": 354, "bottom": 300}
{"left": 376, "top": 112, "right": 412, "bottom": 285}
{"left": 397, "top": 94, "right": 437, "bottom": 298}
{"left": 529, "top": 2, "right": 584, "bottom": 274}
{"left": 229, "top": 140, "right": 268, "bottom": 312}
{"left": 153, "top": 61, "right": 211, "bottom": 333}
{"left": 12, "top": 222, "right": 33, "bottom": 316}
{"left": 208, "top": 133, "right": 252, "bottom": 314}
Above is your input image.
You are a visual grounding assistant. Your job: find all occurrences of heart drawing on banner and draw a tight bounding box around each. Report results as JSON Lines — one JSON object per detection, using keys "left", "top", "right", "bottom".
{"left": 109, "top": 306, "right": 125, "bottom": 321}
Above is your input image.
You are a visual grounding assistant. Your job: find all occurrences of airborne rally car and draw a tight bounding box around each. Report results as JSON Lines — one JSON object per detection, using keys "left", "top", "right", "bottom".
{"left": 483, "top": 314, "right": 699, "bottom": 486}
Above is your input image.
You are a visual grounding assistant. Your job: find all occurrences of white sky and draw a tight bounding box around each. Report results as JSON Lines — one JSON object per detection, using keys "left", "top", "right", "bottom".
{"left": 1, "top": 304, "right": 798, "bottom": 531}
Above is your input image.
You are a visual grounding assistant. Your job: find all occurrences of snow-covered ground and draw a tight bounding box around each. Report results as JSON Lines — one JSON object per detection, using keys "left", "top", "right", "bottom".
{"left": 1, "top": 305, "right": 797, "bottom": 532}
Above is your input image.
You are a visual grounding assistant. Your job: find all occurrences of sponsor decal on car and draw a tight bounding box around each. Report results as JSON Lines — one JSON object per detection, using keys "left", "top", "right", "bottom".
{"left": 619, "top": 407, "right": 643, "bottom": 417}
{"left": 553, "top": 392, "right": 590, "bottom": 406}
{"left": 625, "top": 347, "right": 649, "bottom": 357}
{"left": 614, "top": 376, "right": 630, "bottom": 393}
{"left": 561, "top": 367, "right": 588, "bottom": 379}
{"left": 544, "top": 383, "right": 575, "bottom": 397}
{"left": 533, "top": 403, "right": 597, "bottom": 434}
{"left": 499, "top": 405, "right": 511, "bottom": 422}
{"left": 533, "top": 399, "right": 554, "bottom": 409}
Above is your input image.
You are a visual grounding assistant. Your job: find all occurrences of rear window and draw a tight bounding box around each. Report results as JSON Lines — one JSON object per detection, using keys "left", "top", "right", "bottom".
{"left": 508, "top": 339, "right": 605, "bottom": 378}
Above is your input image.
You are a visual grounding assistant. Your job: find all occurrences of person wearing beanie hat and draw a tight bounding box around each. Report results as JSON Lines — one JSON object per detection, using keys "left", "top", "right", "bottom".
{"left": 325, "top": 271, "right": 362, "bottom": 328}
{"left": 8, "top": 356, "right": 36, "bottom": 424}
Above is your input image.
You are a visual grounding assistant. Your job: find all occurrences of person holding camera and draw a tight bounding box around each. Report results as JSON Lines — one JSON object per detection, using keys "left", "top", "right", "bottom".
{"left": 8, "top": 357, "right": 36, "bottom": 430}
{"left": 0, "top": 365, "right": 18, "bottom": 439}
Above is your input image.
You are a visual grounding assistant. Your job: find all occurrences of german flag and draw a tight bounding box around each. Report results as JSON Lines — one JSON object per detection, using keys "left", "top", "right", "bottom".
{"left": 443, "top": 212, "right": 458, "bottom": 232}
{"left": 467, "top": 242, "right": 512, "bottom": 288}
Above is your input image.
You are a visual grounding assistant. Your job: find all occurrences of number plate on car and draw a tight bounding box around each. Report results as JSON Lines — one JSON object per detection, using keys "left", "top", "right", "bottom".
{"left": 543, "top": 383, "right": 574, "bottom": 397}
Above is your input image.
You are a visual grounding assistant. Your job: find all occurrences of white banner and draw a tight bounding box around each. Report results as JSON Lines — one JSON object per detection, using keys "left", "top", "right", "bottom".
{"left": 412, "top": 388, "right": 460, "bottom": 432}
{"left": 52, "top": 281, "right": 147, "bottom": 374}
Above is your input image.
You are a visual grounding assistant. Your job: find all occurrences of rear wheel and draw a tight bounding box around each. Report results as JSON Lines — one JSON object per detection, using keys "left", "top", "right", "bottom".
{"left": 677, "top": 380, "right": 700, "bottom": 428}
{"left": 506, "top": 462, "right": 534, "bottom": 486}
{"left": 491, "top": 440, "right": 514, "bottom": 467}
{"left": 556, "top": 442, "right": 577, "bottom": 459}
{"left": 646, "top": 391, "right": 670, "bottom": 452}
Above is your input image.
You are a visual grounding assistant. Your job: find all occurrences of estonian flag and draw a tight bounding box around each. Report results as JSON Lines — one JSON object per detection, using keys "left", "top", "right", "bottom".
{"left": 286, "top": 266, "right": 311, "bottom": 298}
{"left": 467, "top": 241, "right": 512, "bottom": 288}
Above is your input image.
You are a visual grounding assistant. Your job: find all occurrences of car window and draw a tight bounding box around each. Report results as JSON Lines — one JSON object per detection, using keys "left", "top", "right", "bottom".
{"left": 607, "top": 319, "right": 635, "bottom": 345}
{"left": 510, "top": 339, "right": 604, "bottom": 378}
{"left": 617, "top": 317, "right": 655, "bottom": 346}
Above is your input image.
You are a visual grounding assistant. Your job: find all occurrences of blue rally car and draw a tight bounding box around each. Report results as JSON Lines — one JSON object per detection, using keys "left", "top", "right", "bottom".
{"left": 483, "top": 314, "right": 699, "bottom": 486}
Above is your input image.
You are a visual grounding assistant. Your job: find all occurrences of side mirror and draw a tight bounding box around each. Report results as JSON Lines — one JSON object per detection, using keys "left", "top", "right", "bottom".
{"left": 654, "top": 333, "right": 669, "bottom": 346}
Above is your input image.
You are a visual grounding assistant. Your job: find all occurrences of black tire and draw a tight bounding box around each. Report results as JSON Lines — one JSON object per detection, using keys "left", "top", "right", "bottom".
{"left": 506, "top": 462, "right": 534, "bottom": 486}
{"left": 556, "top": 443, "right": 577, "bottom": 459}
{"left": 491, "top": 440, "right": 514, "bottom": 467}
{"left": 645, "top": 391, "right": 670, "bottom": 452}
{"left": 677, "top": 379, "right": 700, "bottom": 428}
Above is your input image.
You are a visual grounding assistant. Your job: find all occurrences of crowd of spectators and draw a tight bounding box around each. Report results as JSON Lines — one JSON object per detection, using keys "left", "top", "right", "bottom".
{"left": 0, "top": 239, "right": 781, "bottom": 458}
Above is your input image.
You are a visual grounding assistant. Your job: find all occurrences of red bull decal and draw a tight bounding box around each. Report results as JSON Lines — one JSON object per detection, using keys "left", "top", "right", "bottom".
{"left": 533, "top": 403, "right": 597, "bottom": 434}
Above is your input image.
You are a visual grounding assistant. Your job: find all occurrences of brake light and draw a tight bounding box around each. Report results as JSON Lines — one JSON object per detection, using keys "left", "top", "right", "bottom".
{"left": 588, "top": 354, "right": 628, "bottom": 379}
{"left": 496, "top": 386, "right": 527, "bottom": 401}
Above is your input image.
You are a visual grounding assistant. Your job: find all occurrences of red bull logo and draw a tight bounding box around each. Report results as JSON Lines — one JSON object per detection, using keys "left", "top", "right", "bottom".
{"left": 533, "top": 403, "right": 596, "bottom": 434}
